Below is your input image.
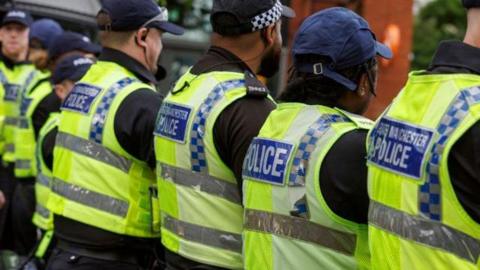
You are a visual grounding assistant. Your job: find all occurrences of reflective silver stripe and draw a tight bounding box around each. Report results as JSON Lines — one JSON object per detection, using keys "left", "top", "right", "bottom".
{"left": 245, "top": 209, "right": 357, "bottom": 256}
{"left": 36, "top": 204, "right": 50, "bottom": 219}
{"left": 4, "top": 117, "right": 18, "bottom": 126}
{"left": 159, "top": 163, "right": 241, "bottom": 204}
{"left": 163, "top": 214, "right": 242, "bottom": 253}
{"left": 18, "top": 118, "right": 29, "bottom": 129}
{"left": 5, "top": 144, "right": 14, "bottom": 153}
{"left": 56, "top": 132, "right": 132, "bottom": 173}
{"left": 36, "top": 173, "right": 51, "bottom": 187}
{"left": 51, "top": 178, "right": 129, "bottom": 218}
{"left": 15, "top": 160, "right": 31, "bottom": 169}
{"left": 369, "top": 201, "right": 480, "bottom": 263}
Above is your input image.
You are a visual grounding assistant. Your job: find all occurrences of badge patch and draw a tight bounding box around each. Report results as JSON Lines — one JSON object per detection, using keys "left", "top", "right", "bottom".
{"left": 242, "top": 138, "right": 294, "bottom": 185}
{"left": 154, "top": 102, "right": 192, "bottom": 143}
{"left": 61, "top": 83, "right": 101, "bottom": 114}
{"left": 368, "top": 117, "right": 434, "bottom": 179}
{"left": 4, "top": 83, "right": 21, "bottom": 102}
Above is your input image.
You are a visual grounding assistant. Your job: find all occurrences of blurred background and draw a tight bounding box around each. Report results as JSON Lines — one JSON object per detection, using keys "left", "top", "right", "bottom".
{"left": 0, "top": 0, "right": 467, "bottom": 119}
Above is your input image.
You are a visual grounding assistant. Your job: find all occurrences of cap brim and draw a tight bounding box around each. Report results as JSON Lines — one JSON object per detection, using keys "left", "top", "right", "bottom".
{"left": 2, "top": 18, "right": 29, "bottom": 27}
{"left": 281, "top": 5, "right": 296, "bottom": 18}
{"left": 84, "top": 43, "right": 102, "bottom": 55}
{"left": 376, "top": 41, "right": 393, "bottom": 59}
{"left": 148, "top": 21, "right": 185, "bottom": 35}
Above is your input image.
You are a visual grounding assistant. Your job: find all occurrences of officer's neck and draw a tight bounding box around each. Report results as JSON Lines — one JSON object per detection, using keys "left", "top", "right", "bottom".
{"left": 1, "top": 47, "right": 27, "bottom": 64}
{"left": 464, "top": 8, "right": 480, "bottom": 48}
{"left": 211, "top": 33, "right": 264, "bottom": 74}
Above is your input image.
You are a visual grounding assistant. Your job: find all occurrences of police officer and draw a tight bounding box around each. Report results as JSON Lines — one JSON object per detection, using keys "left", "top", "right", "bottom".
{"left": 45, "top": 0, "right": 184, "bottom": 269}
{"left": 0, "top": 8, "right": 36, "bottom": 252}
{"left": 242, "top": 8, "right": 391, "bottom": 270}
{"left": 31, "top": 54, "right": 95, "bottom": 267}
{"left": 153, "top": 0, "right": 294, "bottom": 269}
{"left": 367, "top": 1, "right": 480, "bottom": 269}
{"left": 9, "top": 19, "right": 63, "bottom": 257}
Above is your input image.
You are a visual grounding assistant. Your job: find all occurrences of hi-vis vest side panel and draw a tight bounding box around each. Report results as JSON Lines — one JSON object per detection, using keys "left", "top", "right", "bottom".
{"left": 15, "top": 73, "right": 52, "bottom": 178}
{"left": 33, "top": 112, "right": 60, "bottom": 230}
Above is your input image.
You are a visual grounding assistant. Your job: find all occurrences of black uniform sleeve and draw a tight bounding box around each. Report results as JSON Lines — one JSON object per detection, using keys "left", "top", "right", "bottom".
{"left": 319, "top": 129, "right": 369, "bottom": 224}
{"left": 114, "top": 89, "right": 162, "bottom": 169}
{"left": 213, "top": 97, "right": 276, "bottom": 191}
{"left": 41, "top": 128, "right": 58, "bottom": 171}
{"left": 31, "top": 92, "right": 61, "bottom": 139}
{"left": 448, "top": 122, "right": 480, "bottom": 223}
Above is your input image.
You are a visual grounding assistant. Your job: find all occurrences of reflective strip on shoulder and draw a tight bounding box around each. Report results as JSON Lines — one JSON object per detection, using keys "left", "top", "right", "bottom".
{"left": 56, "top": 132, "right": 132, "bottom": 173}
{"left": 159, "top": 163, "right": 241, "bottom": 204}
{"left": 51, "top": 178, "right": 129, "bottom": 218}
{"left": 15, "top": 160, "right": 31, "bottom": 169}
{"left": 36, "top": 173, "right": 51, "bottom": 187}
{"left": 35, "top": 203, "right": 50, "bottom": 219}
{"left": 4, "top": 117, "right": 18, "bottom": 126}
{"left": 369, "top": 201, "right": 480, "bottom": 263}
{"left": 163, "top": 214, "right": 242, "bottom": 253}
{"left": 244, "top": 209, "right": 357, "bottom": 256}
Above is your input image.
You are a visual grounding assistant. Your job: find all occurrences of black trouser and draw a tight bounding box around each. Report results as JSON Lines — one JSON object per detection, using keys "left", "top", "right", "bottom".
{"left": 0, "top": 162, "right": 17, "bottom": 250}
{"left": 164, "top": 249, "right": 227, "bottom": 270}
{"left": 10, "top": 178, "right": 37, "bottom": 255}
{"left": 45, "top": 240, "right": 160, "bottom": 270}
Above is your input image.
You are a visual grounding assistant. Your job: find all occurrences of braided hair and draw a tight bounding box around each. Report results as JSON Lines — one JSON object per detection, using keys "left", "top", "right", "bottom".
{"left": 278, "top": 55, "right": 378, "bottom": 106}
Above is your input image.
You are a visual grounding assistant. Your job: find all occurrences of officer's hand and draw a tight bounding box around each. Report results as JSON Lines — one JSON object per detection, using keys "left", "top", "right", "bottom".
{"left": 0, "top": 191, "right": 5, "bottom": 209}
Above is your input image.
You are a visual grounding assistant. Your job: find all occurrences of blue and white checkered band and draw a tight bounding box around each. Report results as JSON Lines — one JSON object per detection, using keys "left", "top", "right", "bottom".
{"left": 289, "top": 114, "right": 349, "bottom": 186}
{"left": 190, "top": 79, "right": 245, "bottom": 173}
{"left": 18, "top": 72, "right": 37, "bottom": 116}
{"left": 23, "top": 71, "right": 37, "bottom": 95}
{"left": 251, "top": 0, "right": 283, "bottom": 32}
{"left": 0, "top": 69, "right": 7, "bottom": 85}
{"left": 89, "top": 77, "right": 138, "bottom": 144}
{"left": 419, "top": 86, "right": 480, "bottom": 221}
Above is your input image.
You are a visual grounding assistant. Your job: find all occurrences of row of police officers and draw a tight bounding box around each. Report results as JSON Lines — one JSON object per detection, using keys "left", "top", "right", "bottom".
{"left": 0, "top": 0, "right": 480, "bottom": 269}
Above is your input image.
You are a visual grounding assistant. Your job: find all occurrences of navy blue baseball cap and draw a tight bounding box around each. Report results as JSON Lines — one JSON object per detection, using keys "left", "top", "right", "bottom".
{"left": 2, "top": 9, "right": 33, "bottom": 27}
{"left": 52, "top": 54, "right": 94, "bottom": 84}
{"left": 48, "top": 32, "right": 102, "bottom": 61}
{"left": 97, "top": 0, "right": 184, "bottom": 35}
{"left": 463, "top": 0, "right": 480, "bottom": 8}
{"left": 292, "top": 7, "right": 392, "bottom": 91}
{"left": 30, "top": 19, "right": 64, "bottom": 49}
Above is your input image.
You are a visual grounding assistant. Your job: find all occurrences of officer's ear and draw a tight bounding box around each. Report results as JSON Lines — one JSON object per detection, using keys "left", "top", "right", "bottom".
{"left": 356, "top": 73, "right": 369, "bottom": 98}
{"left": 261, "top": 24, "right": 277, "bottom": 47}
{"left": 134, "top": 28, "right": 149, "bottom": 48}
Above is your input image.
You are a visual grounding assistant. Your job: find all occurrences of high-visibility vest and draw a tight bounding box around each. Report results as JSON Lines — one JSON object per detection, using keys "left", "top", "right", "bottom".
{"left": 33, "top": 112, "right": 59, "bottom": 231}
{"left": 367, "top": 72, "right": 480, "bottom": 270}
{"left": 15, "top": 71, "right": 52, "bottom": 178}
{"left": 243, "top": 103, "right": 373, "bottom": 270}
{"left": 47, "top": 61, "right": 160, "bottom": 238}
{"left": 154, "top": 70, "right": 271, "bottom": 269}
{"left": 0, "top": 62, "right": 36, "bottom": 162}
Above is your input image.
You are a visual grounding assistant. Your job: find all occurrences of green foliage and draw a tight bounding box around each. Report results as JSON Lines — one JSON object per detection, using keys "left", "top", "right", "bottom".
{"left": 412, "top": 0, "right": 467, "bottom": 70}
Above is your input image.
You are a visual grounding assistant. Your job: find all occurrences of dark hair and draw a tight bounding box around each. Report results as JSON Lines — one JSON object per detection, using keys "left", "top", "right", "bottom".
{"left": 278, "top": 55, "right": 377, "bottom": 106}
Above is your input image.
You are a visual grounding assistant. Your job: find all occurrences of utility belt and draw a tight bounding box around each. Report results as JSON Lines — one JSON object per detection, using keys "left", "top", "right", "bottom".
{"left": 56, "top": 239, "right": 152, "bottom": 265}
